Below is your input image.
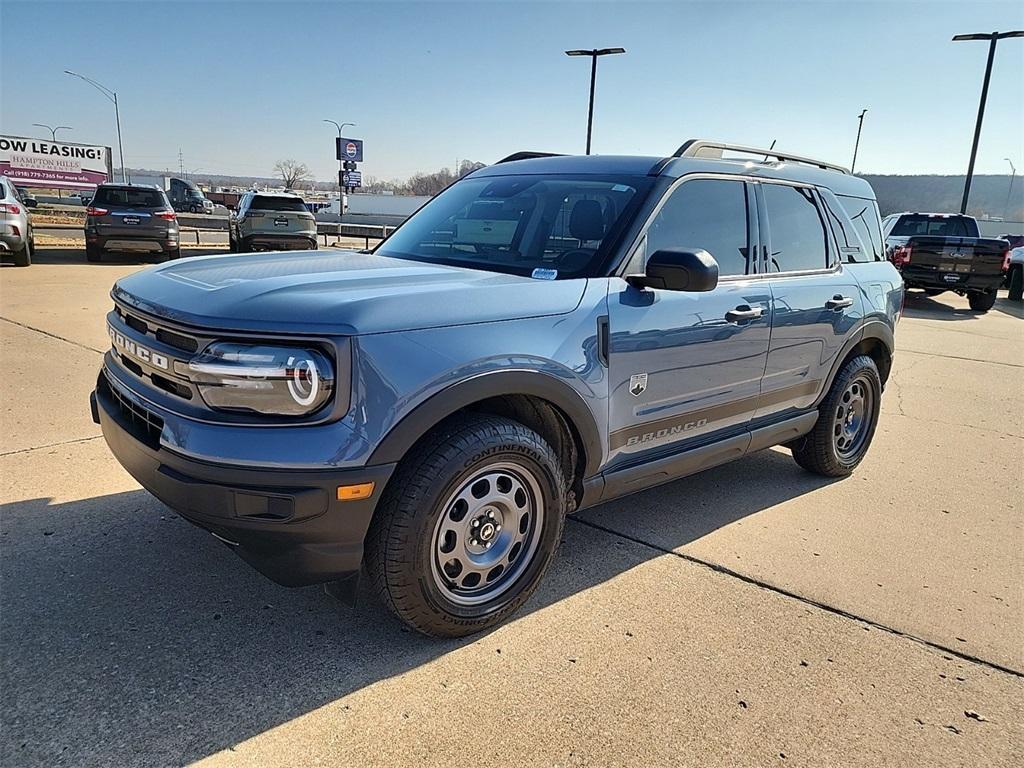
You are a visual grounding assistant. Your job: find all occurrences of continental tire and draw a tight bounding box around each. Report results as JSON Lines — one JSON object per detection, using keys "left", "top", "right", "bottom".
{"left": 365, "top": 416, "right": 567, "bottom": 637}
{"left": 791, "top": 355, "right": 881, "bottom": 478}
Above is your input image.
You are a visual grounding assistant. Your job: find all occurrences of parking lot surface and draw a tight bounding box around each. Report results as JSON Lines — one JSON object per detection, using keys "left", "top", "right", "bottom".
{"left": 2, "top": 249, "right": 1022, "bottom": 767}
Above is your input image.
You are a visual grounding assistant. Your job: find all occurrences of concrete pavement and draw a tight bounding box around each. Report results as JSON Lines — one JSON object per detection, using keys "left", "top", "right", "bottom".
{"left": 1, "top": 251, "right": 1021, "bottom": 767}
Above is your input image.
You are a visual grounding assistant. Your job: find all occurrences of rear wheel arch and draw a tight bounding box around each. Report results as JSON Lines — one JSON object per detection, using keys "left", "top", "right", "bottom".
{"left": 368, "top": 371, "right": 602, "bottom": 503}
{"left": 815, "top": 322, "right": 893, "bottom": 407}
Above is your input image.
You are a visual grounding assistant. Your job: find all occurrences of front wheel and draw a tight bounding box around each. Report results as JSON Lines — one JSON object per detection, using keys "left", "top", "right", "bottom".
{"left": 968, "top": 290, "right": 997, "bottom": 312}
{"left": 791, "top": 355, "right": 882, "bottom": 477}
{"left": 366, "top": 416, "right": 567, "bottom": 637}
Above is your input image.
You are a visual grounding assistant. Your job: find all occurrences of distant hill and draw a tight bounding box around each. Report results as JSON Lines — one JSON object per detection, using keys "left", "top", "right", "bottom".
{"left": 118, "top": 167, "right": 1022, "bottom": 221}
{"left": 859, "top": 174, "right": 1020, "bottom": 221}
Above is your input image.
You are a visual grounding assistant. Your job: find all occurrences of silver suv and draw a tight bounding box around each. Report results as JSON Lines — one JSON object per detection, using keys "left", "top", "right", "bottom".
{"left": 0, "top": 176, "right": 34, "bottom": 267}
{"left": 229, "top": 191, "right": 317, "bottom": 252}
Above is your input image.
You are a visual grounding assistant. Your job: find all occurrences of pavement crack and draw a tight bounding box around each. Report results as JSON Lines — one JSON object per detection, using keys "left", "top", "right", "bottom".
{"left": 0, "top": 316, "right": 105, "bottom": 355}
{"left": 569, "top": 516, "right": 1024, "bottom": 680}
{"left": 899, "top": 348, "right": 1024, "bottom": 370}
{"left": 0, "top": 435, "right": 102, "bottom": 457}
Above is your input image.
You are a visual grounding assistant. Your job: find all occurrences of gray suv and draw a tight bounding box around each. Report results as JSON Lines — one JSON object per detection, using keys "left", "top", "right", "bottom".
{"left": 229, "top": 191, "right": 317, "bottom": 252}
{"left": 91, "top": 141, "right": 903, "bottom": 637}
{"left": 1, "top": 176, "right": 34, "bottom": 266}
{"left": 85, "top": 183, "right": 180, "bottom": 262}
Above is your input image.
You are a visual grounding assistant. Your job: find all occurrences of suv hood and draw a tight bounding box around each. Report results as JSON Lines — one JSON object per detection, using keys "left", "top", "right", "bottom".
{"left": 112, "top": 250, "right": 588, "bottom": 335}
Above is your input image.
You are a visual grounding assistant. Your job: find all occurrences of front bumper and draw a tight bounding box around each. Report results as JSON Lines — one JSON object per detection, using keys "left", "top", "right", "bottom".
{"left": 91, "top": 374, "right": 395, "bottom": 587}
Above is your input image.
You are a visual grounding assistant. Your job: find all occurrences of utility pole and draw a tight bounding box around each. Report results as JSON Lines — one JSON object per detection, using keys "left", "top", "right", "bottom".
{"left": 564, "top": 48, "right": 626, "bottom": 154}
{"left": 851, "top": 109, "right": 867, "bottom": 173}
{"left": 179, "top": 149, "right": 184, "bottom": 178}
{"left": 951, "top": 31, "right": 1024, "bottom": 214}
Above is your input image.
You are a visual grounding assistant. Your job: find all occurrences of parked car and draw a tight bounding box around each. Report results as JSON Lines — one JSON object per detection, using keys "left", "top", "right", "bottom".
{"left": 229, "top": 191, "right": 317, "bottom": 251}
{"left": 1, "top": 177, "right": 34, "bottom": 266}
{"left": 84, "top": 183, "right": 180, "bottom": 262}
{"left": 1007, "top": 242, "right": 1024, "bottom": 301}
{"left": 91, "top": 140, "right": 902, "bottom": 637}
{"left": 881, "top": 212, "right": 1007, "bottom": 311}
{"left": 15, "top": 187, "right": 38, "bottom": 208}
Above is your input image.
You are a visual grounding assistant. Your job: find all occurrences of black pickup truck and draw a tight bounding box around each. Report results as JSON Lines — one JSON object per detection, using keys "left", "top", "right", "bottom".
{"left": 881, "top": 212, "right": 1008, "bottom": 312}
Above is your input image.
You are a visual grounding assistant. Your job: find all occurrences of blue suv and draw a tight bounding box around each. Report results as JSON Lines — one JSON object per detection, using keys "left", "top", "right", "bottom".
{"left": 91, "top": 140, "right": 903, "bottom": 636}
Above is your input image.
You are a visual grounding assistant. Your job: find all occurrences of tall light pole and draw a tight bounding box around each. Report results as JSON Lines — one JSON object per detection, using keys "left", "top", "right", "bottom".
{"left": 324, "top": 119, "right": 355, "bottom": 213}
{"left": 32, "top": 124, "right": 73, "bottom": 198}
{"left": 850, "top": 109, "right": 867, "bottom": 173}
{"left": 565, "top": 47, "right": 625, "bottom": 155}
{"left": 64, "top": 70, "right": 126, "bottom": 182}
{"left": 32, "top": 123, "right": 73, "bottom": 142}
{"left": 1005, "top": 158, "right": 1018, "bottom": 221}
{"left": 951, "top": 31, "right": 1024, "bottom": 214}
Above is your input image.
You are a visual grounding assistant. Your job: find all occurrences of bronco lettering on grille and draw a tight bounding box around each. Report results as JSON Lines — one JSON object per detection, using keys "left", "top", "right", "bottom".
{"left": 108, "top": 324, "right": 169, "bottom": 370}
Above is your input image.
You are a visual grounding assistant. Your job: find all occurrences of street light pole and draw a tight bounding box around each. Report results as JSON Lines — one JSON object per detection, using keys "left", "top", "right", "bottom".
{"left": 324, "top": 119, "right": 355, "bottom": 215}
{"left": 32, "top": 123, "right": 73, "bottom": 142}
{"left": 565, "top": 48, "right": 625, "bottom": 155}
{"left": 951, "top": 31, "right": 1024, "bottom": 214}
{"left": 1005, "top": 158, "right": 1017, "bottom": 221}
{"left": 64, "top": 70, "right": 127, "bottom": 182}
{"left": 850, "top": 109, "right": 867, "bottom": 174}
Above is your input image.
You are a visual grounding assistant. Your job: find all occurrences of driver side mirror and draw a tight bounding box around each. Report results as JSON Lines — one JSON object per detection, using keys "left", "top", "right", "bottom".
{"left": 626, "top": 248, "right": 719, "bottom": 292}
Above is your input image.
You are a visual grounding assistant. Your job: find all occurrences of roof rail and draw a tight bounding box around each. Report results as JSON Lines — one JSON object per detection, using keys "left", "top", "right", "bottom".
{"left": 671, "top": 139, "right": 849, "bottom": 174}
{"left": 495, "top": 151, "right": 565, "bottom": 164}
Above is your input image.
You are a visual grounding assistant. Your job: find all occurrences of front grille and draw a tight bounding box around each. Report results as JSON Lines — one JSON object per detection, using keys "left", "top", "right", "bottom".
{"left": 124, "top": 313, "right": 149, "bottom": 335}
{"left": 101, "top": 373, "right": 164, "bottom": 449}
{"left": 115, "top": 304, "right": 201, "bottom": 353}
{"left": 156, "top": 327, "right": 199, "bottom": 353}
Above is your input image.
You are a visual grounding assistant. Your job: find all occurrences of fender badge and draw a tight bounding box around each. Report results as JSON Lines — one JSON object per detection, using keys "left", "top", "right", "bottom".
{"left": 629, "top": 373, "right": 648, "bottom": 397}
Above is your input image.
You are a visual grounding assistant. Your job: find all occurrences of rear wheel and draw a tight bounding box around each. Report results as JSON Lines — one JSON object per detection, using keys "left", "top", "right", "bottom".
{"left": 366, "top": 416, "right": 567, "bottom": 637}
{"left": 1008, "top": 265, "right": 1023, "bottom": 302}
{"left": 164, "top": 248, "right": 181, "bottom": 261}
{"left": 791, "top": 355, "right": 881, "bottom": 477}
{"left": 11, "top": 238, "right": 31, "bottom": 267}
{"left": 85, "top": 244, "right": 102, "bottom": 263}
{"left": 968, "top": 290, "right": 997, "bottom": 312}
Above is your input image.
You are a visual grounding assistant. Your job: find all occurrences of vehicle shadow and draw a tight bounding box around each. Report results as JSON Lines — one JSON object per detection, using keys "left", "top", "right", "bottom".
{"left": 0, "top": 448, "right": 832, "bottom": 766}
{"left": 900, "top": 291, "right": 982, "bottom": 321}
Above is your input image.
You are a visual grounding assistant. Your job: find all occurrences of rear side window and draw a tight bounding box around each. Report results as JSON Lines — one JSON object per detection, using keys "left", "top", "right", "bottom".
{"left": 93, "top": 187, "right": 167, "bottom": 208}
{"left": 838, "top": 195, "right": 883, "bottom": 262}
{"left": 890, "top": 215, "right": 973, "bottom": 238}
{"left": 763, "top": 184, "right": 829, "bottom": 273}
{"left": 645, "top": 179, "right": 751, "bottom": 276}
{"left": 250, "top": 195, "right": 308, "bottom": 212}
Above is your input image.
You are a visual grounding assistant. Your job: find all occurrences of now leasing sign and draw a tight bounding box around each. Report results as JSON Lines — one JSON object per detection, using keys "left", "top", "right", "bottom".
{"left": 0, "top": 135, "right": 112, "bottom": 190}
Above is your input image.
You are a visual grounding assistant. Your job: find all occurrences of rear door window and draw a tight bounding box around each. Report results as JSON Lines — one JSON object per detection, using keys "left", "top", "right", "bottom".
{"left": 763, "top": 184, "right": 829, "bottom": 272}
{"left": 93, "top": 187, "right": 167, "bottom": 209}
{"left": 249, "top": 195, "right": 308, "bottom": 212}
{"left": 645, "top": 178, "right": 752, "bottom": 276}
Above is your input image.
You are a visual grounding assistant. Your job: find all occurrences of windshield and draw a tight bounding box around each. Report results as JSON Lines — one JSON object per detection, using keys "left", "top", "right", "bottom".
{"left": 375, "top": 174, "right": 651, "bottom": 278}
{"left": 891, "top": 215, "right": 973, "bottom": 238}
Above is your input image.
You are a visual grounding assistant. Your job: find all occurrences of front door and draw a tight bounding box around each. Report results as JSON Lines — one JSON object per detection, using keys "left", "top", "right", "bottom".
{"left": 606, "top": 177, "right": 771, "bottom": 467}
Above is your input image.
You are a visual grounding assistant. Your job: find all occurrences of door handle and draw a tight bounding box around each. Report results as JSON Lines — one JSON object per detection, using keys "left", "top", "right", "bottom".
{"left": 826, "top": 295, "right": 854, "bottom": 310}
{"left": 725, "top": 304, "right": 764, "bottom": 323}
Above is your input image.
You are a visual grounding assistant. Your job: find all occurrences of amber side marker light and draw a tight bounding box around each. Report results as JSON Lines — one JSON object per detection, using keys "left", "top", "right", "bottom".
{"left": 337, "top": 482, "right": 375, "bottom": 501}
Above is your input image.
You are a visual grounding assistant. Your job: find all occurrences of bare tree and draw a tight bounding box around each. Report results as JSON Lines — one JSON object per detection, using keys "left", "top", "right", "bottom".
{"left": 273, "top": 159, "right": 312, "bottom": 190}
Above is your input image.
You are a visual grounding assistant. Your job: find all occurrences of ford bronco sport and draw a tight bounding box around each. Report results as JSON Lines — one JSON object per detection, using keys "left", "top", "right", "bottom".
{"left": 91, "top": 141, "right": 903, "bottom": 637}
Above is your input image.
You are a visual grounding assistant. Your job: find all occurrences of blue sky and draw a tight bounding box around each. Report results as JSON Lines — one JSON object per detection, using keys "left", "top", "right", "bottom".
{"left": 2, "top": 0, "right": 1022, "bottom": 181}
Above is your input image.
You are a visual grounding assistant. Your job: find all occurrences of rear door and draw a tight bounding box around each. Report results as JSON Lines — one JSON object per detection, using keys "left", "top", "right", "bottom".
{"left": 754, "top": 182, "right": 862, "bottom": 419}
{"left": 606, "top": 177, "right": 771, "bottom": 466}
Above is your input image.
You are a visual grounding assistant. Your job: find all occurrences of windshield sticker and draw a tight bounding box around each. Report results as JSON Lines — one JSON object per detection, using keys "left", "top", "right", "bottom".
{"left": 531, "top": 268, "right": 559, "bottom": 280}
